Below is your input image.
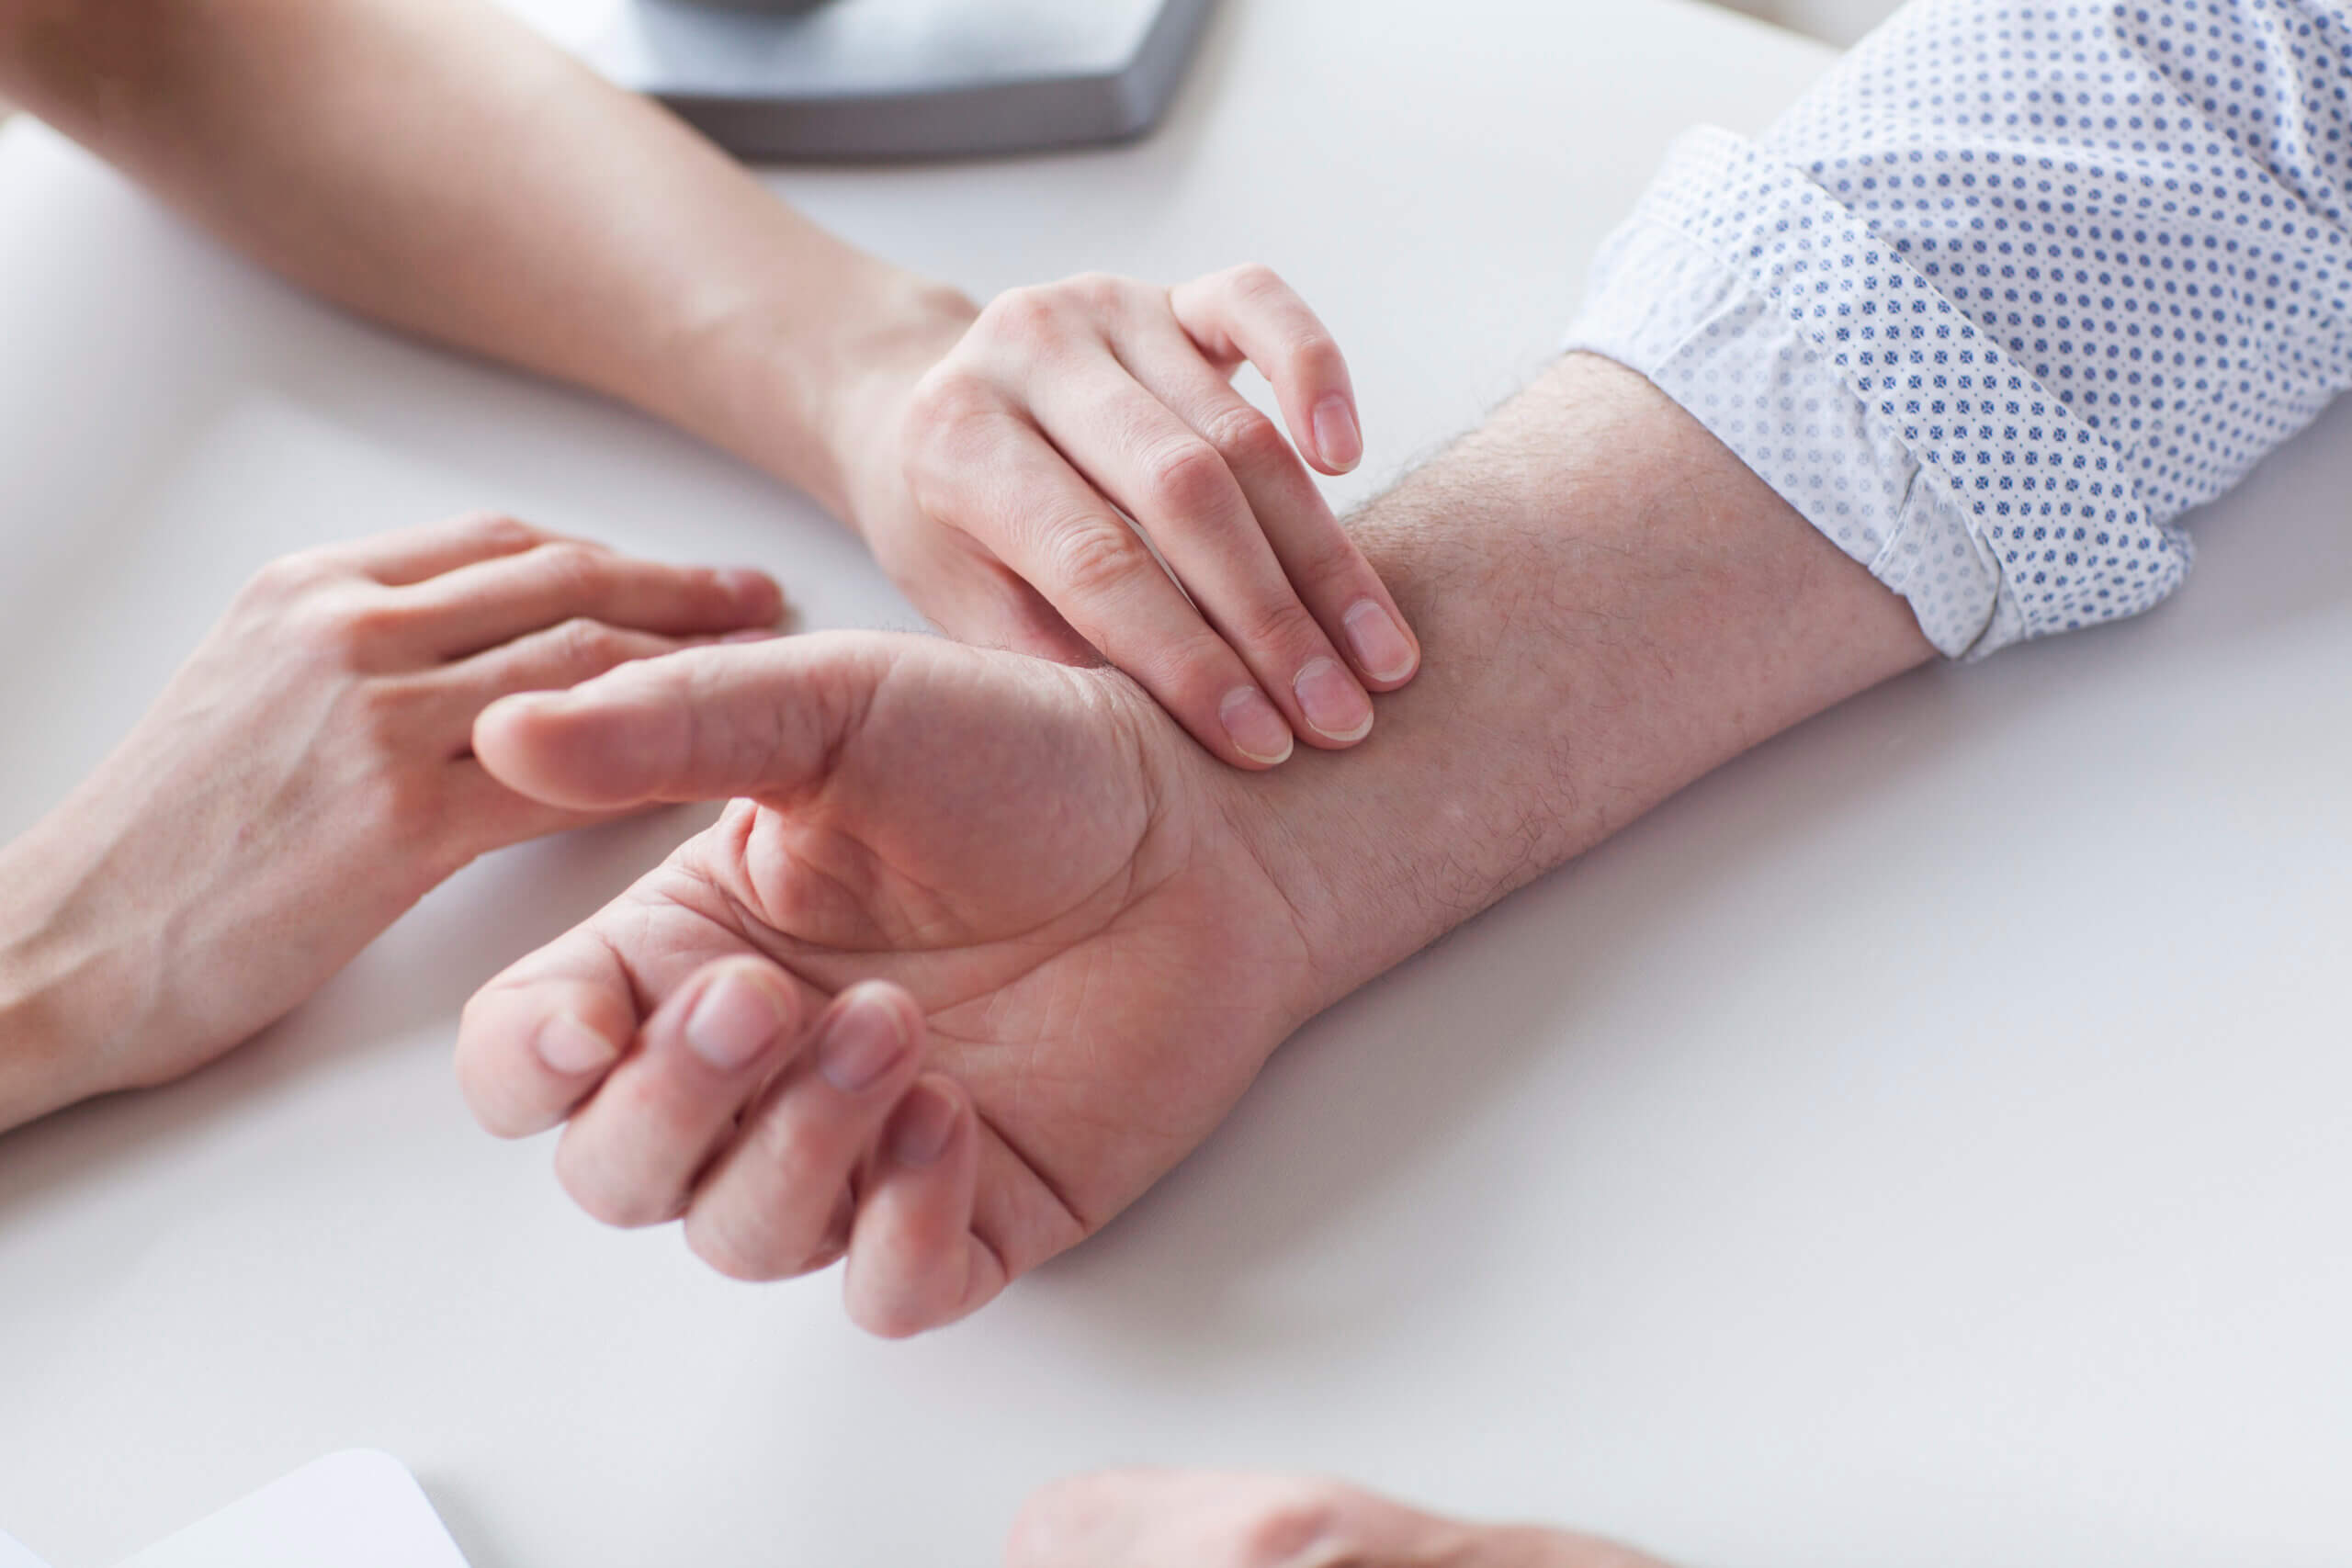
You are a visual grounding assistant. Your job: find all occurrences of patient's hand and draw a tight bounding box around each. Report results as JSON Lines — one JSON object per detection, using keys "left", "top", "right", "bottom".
{"left": 456, "top": 631, "right": 1321, "bottom": 1337}
{"left": 833, "top": 267, "right": 1420, "bottom": 771}
{"left": 1009, "top": 1470, "right": 1668, "bottom": 1568}
{"left": 0, "top": 515, "right": 783, "bottom": 1133}
{"left": 453, "top": 355, "right": 1937, "bottom": 1337}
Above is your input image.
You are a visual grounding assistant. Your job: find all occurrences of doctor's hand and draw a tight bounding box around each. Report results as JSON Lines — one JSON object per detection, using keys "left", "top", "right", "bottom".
{"left": 1009, "top": 1470, "right": 1670, "bottom": 1568}
{"left": 0, "top": 515, "right": 784, "bottom": 1134}
{"left": 454, "top": 629, "right": 1331, "bottom": 1337}
{"left": 831, "top": 266, "right": 1420, "bottom": 770}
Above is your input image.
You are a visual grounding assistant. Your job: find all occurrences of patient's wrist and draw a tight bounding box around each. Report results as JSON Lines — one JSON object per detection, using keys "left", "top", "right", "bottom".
{"left": 1237, "top": 354, "right": 1933, "bottom": 1014}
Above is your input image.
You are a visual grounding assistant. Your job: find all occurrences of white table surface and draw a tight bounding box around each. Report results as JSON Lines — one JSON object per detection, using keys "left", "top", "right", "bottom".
{"left": 4, "top": 2, "right": 2350, "bottom": 1564}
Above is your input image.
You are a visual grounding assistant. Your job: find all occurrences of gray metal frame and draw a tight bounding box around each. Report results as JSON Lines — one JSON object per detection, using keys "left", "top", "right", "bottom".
{"left": 589, "top": 0, "right": 1218, "bottom": 162}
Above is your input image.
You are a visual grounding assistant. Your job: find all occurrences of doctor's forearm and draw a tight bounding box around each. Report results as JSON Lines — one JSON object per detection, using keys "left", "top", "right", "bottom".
{"left": 0, "top": 0, "right": 969, "bottom": 517}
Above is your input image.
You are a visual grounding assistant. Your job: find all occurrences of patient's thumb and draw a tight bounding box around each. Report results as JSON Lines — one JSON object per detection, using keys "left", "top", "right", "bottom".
{"left": 473, "top": 635, "right": 884, "bottom": 810}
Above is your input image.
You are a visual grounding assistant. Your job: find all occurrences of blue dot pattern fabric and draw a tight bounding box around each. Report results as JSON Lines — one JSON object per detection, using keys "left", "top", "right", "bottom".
{"left": 1567, "top": 0, "right": 2352, "bottom": 656}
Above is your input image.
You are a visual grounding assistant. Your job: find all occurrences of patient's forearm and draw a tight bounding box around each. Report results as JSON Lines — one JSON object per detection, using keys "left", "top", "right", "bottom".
{"left": 0, "top": 0, "right": 967, "bottom": 516}
{"left": 1243, "top": 353, "right": 1935, "bottom": 1006}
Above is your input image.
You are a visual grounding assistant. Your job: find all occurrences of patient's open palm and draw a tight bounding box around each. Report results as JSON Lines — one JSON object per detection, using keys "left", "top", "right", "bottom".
{"left": 458, "top": 634, "right": 1314, "bottom": 1336}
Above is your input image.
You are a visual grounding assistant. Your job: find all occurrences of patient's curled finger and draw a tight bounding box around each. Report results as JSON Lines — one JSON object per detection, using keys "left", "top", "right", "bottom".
{"left": 554, "top": 957, "right": 811, "bottom": 1229}
{"left": 682, "top": 982, "right": 924, "bottom": 1281}
{"left": 457, "top": 947, "right": 642, "bottom": 1140}
{"left": 842, "top": 1076, "right": 1005, "bottom": 1337}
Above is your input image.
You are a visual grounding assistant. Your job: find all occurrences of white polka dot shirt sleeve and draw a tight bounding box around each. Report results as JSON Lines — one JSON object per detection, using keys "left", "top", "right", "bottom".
{"left": 1566, "top": 0, "right": 2352, "bottom": 657}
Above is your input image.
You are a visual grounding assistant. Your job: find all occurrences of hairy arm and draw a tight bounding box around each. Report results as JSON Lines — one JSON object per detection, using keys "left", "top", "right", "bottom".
{"left": 1238, "top": 352, "right": 1936, "bottom": 1010}
{"left": 0, "top": 0, "right": 963, "bottom": 516}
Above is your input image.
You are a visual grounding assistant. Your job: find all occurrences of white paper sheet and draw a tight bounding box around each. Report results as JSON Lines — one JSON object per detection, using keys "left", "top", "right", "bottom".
{"left": 115, "top": 1452, "right": 470, "bottom": 1568}
{"left": 0, "top": 1529, "right": 54, "bottom": 1568}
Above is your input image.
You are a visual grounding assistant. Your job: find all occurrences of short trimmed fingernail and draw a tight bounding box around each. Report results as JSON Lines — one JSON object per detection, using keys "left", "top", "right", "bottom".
{"left": 720, "top": 627, "right": 782, "bottom": 644}
{"left": 1312, "top": 395, "right": 1363, "bottom": 471}
{"left": 1293, "top": 657, "right": 1373, "bottom": 742}
{"left": 1342, "top": 599, "right": 1418, "bottom": 682}
{"left": 684, "top": 970, "right": 784, "bottom": 1071}
{"left": 535, "top": 1013, "right": 619, "bottom": 1076}
{"left": 888, "top": 1083, "right": 958, "bottom": 1168}
{"left": 817, "top": 990, "right": 910, "bottom": 1094}
{"left": 1219, "top": 686, "right": 1295, "bottom": 764}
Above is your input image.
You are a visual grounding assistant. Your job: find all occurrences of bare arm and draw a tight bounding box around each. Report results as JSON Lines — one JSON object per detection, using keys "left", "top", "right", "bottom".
{"left": 0, "top": 0, "right": 944, "bottom": 516}
{"left": 0, "top": 0, "right": 1422, "bottom": 763}
{"left": 1248, "top": 353, "right": 1934, "bottom": 1002}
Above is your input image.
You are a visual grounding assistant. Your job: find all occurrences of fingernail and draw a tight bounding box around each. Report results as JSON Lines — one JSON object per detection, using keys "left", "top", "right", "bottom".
{"left": 888, "top": 1083, "right": 958, "bottom": 1168}
{"left": 1293, "top": 657, "right": 1373, "bottom": 742}
{"left": 684, "top": 970, "right": 784, "bottom": 1071}
{"left": 1219, "top": 686, "right": 1295, "bottom": 764}
{"left": 535, "top": 1013, "right": 619, "bottom": 1076}
{"left": 1342, "top": 599, "right": 1418, "bottom": 682}
{"left": 817, "top": 990, "right": 910, "bottom": 1094}
{"left": 1312, "top": 395, "right": 1363, "bottom": 471}
{"left": 720, "top": 627, "right": 782, "bottom": 644}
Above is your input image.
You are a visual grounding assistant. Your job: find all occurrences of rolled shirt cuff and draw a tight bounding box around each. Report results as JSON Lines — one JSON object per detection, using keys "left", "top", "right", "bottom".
{"left": 1566, "top": 126, "right": 2194, "bottom": 660}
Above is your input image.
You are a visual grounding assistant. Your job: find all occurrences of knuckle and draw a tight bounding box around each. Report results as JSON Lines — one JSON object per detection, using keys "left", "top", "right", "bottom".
{"left": 528, "top": 540, "right": 610, "bottom": 600}
{"left": 1043, "top": 518, "right": 1148, "bottom": 604}
{"left": 1231, "top": 1488, "right": 1348, "bottom": 1568}
{"left": 556, "top": 1145, "right": 670, "bottom": 1231}
{"left": 1224, "top": 262, "right": 1289, "bottom": 301}
{"left": 907, "top": 366, "right": 994, "bottom": 432}
{"left": 450, "top": 511, "right": 542, "bottom": 554}
{"left": 684, "top": 1210, "right": 788, "bottom": 1283}
{"left": 547, "top": 615, "right": 624, "bottom": 667}
{"left": 1140, "top": 436, "right": 1234, "bottom": 515}
{"left": 1292, "top": 534, "right": 1366, "bottom": 603}
{"left": 904, "top": 375, "right": 1007, "bottom": 518}
{"left": 1234, "top": 596, "right": 1323, "bottom": 659}
{"left": 907, "top": 371, "right": 1001, "bottom": 461}
{"left": 1201, "top": 403, "right": 1289, "bottom": 469}
{"left": 1136, "top": 631, "right": 1246, "bottom": 719}
{"left": 232, "top": 554, "right": 356, "bottom": 630}
{"left": 289, "top": 589, "right": 405, "bottom": 667}
{"left": 1287, "top": 333, "right": 1346, "bottom": 384}
{"left": 241, "top": 551, "right": 332, "bottom": 603}
{"left": 1057, "top": 270, "right": 1130, "bottom": 311}
{"left": 979, "top": 285, "right": 1064, "bottom": 343}
{"left": 858, "top": 1298, "right": 934, "bottom": 1342}
{"left": 334, "top": 594, "right": 422, "bottom": 660}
